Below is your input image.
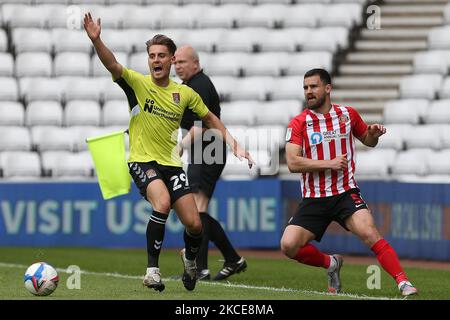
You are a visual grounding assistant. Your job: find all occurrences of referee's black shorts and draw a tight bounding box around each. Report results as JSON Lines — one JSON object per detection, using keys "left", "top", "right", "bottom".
{"left": 288, "top": 188, "right": 368, "bottom": 242}
{"left": 187, "top": 160, "right": 226, "bottom": 199}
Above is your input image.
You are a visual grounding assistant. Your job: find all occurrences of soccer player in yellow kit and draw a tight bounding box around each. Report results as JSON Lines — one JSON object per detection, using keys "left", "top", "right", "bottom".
{"left": 83, "top": 13, "right": 253, "bottom": 292}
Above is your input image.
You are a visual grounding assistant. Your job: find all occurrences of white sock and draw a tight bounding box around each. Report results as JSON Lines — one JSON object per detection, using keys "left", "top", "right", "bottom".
{"left": 146, "top": 267, "right": 159, "bottom": 274}
{"left": 327, "top": 256, "right": 337, "bottom": 272}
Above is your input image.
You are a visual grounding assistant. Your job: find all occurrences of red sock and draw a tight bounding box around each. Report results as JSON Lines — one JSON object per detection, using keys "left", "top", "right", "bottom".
{"left": 293, "top": 244, "right": 330, "bottom": 269}
{"left": 371, "top": 239, "right": 408, "bottom": 284}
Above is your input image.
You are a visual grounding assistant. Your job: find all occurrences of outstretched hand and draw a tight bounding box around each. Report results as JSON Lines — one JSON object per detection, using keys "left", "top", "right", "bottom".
{"left": 367, "top": 124, "right": 386, "bottom": 139}
{"left": 234, "top": 146, "right": 255, "bottom": 169}
{"left": 83, "top": 12, "right": 101, "bottom": 42}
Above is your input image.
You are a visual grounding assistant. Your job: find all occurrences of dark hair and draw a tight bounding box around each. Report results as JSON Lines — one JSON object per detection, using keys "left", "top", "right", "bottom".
{"left": 145, "top": 34, "right": 177, "bottom": 56}
{"left": 304, "top": 68, "right": 332, "bottom": 85}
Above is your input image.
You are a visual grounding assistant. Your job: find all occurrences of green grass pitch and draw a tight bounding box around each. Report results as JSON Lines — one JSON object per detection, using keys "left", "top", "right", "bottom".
{"left": 0, "top": 247, "right": 449, "bottom": 300}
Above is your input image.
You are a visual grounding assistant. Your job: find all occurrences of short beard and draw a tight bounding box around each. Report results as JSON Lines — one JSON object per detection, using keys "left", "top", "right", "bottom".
{"left": 306, "top": 95, "right": 326, "bottom": 110}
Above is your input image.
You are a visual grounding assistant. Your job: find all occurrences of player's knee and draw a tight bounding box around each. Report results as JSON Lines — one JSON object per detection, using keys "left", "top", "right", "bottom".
{"left": 280, "top": 239, "right": 297, "bottom": 259}
{"left": 151, "top": 198, "right": 171, "bottom": 213}
{"left": 186, "top": 218, "right": 202, "bottom": 235}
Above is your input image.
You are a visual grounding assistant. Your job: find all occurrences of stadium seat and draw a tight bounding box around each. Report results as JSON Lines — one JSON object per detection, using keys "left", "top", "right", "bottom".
{"left": 425, "top": 100, "right": 450, "bottom": 124}
{"left": 12, "top": 28, "right": 52, "bottom": 53}
{"left": 231, "top": 77, "right": 273, "bottom": 101}
{"left": 183, "top": 29, "right": 226, "bottom": 53}
{"left": 52, "top": 29, "right": 92, "bottom": 53}
{"left": 256, "top": 125, "right": 286, "bottom": 151}
{"left": 221, "top": 151, "right": 258, "bottom": 180}
{"left": 0, "top": 77, "right": 19, "bottom": 101}
{"left": 220, "top": 100, "right": 259, "bottom": 126}
{"left": 20, "top": 77, "right": 63, "bottom": 103}
{"left": 0, "top": 126, "right": 31, "bottom": 151}
{"left": 302, "top": 27, "right": 349, "bottom": 53}
{"left": 104, "top": 79, "right": 130, "bottom": 101}
{"left": 15, "top": 52, "right": 52, "bottom": 77}
{"left": 102, "top": 100, "right": 130, "bottom": 126}
{"left": 31, "top": 126, "right": 74, "bottom": 151}
{"left": 70, "top": 126, "right": 111, "bottom": 152}
{"left": 99, "top": 30, "right": 134, "bottom": 53}
{"left": 0, "top": 102, "right": 24, "bottom": 126}
{"left": 0, "top": 53, "right": 14, "bottom": 76}
{"left": 376, "top": 124, "right": 412, "bottom": 150}
{"left": 439, "top": 77, "right": 450, "bottom": 99}
{"left": 122, "top": 5, "right": 170, "bottom": 29}
{"left": 215, "top": 28, "right": 266, "bottom": 53}
{"left": 144, "top": 0, "right": 180, "bottom": 4}
{"left": 95, "top": 5, "right": 129, "bottom": 29}
{"left": 285, "top": 52, "right": 333, "bottom": 76}
{"left": 243, "top": 52, "right": 288, "bottom": 77}
{"left": 391, "top": 149, "right": 429, "bottom": 176}
{"left": 318, "top": 3, "right": 362, "bottom": 28}
{"left": 71, "top": 0, "right": 106, "bottom": 4}
{"left": 0, "top": 151, "right": 41, "bottom": 178}
{"left": 183, "top": 0, "right": 217, "bottom": 4}
{"left": 428, "top": 26, "right": 450, "bottom": 50}
{"left": 236, "top": 4, "right": 287, "bottom": 29}
{"left": 383, "top": 99, "right": 429, "bottom": 124}
{"left": 2, "top": 4, "right": 48, "bottom": 28}
{"left": 44, "top": 151, "right": 93, "bottom": 178}
{"left": 196, "top": 5, "right": 247, "bottom": 29}
{"left": 255, "top": 100, "right": 302, "bottom": 125}
{"left": 40, "top": 150, "right": 72, "bottom": 176}
{"left": 209, "top": 76, "right": 235, "bottom": 101}
{"left": 0, "top": 29, "right": 7, "bottom": 52}
{"left": 62, "top": 77, "right": 106, "bottom": 102}
{"left": 426, "top": 149, "right": 450, "bottom": 175}
{"left": 281, "top": 4, "right": 321, "bottom": 28}
{"left": 403, "top": 125, "right": 443, "bottom": 150}
{"left": 158, "top": 29, "right": 189, "bottom": 48}
{"left": 46, "top": 4, "right": 73, "bottom": 29}
{"left": 413, "top": 51, "right": 449, "bottom": 75}
{"left": 25, "top": 101, "right": 63, "bottom": 127}
{"left": 159, "top": 4, "right": 207, "bottom": 29}
{"left": 267, "top": 76, "right": 304, "bottom": 101}
{"left": 64, "top": 100, "right": 101, "bottom": 126}
{"left": 259, "top": 29, "right": 302, "bottom": 53}
{"left": 399, "top": 74, "right": 443, "bottom": 100}
{"left": 355, "top": 148, "right": 397, "bottom": 179}
{"left": 129, "top": 52, "right": 151, "bottom": 75}
{"left": 220, "top": 0, "right": 254, "bottom": 5}
{"left": 442, "top": 125, "right": 450, "bottom": 148}
{"left": 205, "top": 52, "right": 249, "bottom": 77}
{"left": 92, "top": 52, "right": 128, "bottom": 77}
{"left": 109, "top": 0, "right": 144, "bottom": 3}
{"left": 54, "top": 52, "right": 91, "bottom": 77}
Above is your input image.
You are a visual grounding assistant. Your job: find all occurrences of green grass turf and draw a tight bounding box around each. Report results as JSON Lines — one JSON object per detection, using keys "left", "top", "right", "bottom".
{"left": 0, "top": 247, "right": 448, "bottom": 300}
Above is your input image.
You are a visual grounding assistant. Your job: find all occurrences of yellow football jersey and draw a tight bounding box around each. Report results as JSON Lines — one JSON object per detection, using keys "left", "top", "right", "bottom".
{"left": 118, "top": 67, "right": 209, "bottom": 167}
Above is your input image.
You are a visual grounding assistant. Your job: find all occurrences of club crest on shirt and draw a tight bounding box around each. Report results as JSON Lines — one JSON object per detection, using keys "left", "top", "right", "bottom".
{"left": 172, "top": 93, "right": 180, "bottom": 104}
{"left": 339, "top": 115, "right": 349, "bottom": 124}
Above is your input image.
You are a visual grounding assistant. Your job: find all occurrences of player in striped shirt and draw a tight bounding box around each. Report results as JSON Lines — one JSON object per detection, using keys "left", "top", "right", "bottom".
{"left": 280, "top": 69, "right": 417, "bottom": 296}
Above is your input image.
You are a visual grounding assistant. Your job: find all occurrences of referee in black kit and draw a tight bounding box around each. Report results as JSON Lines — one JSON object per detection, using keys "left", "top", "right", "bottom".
{"left": 174, "top": 45, "right": 247, "bottom": 281}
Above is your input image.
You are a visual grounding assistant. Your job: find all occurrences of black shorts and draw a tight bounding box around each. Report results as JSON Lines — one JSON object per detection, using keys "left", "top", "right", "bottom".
{"left": 128, "top": 161, "right": 191, "bottom": 205}
{"left": 187, "top": 161, "right": 226, "bottom": 199}
{"left": 288, "top": 188, "right": 368, "bottom": 242}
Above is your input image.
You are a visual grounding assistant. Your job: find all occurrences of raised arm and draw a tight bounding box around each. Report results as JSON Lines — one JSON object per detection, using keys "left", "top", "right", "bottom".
{"left": 83, "top": 12, "right": 122, "bottom": 79}
{"left": 201, "top": 111, "right": 254, "bottom": 168}
{"left": 285, "top": 142, "right": 347, "bottom": 173}
{"left": 357, "top": 124, "right": 386, "bottom": 148}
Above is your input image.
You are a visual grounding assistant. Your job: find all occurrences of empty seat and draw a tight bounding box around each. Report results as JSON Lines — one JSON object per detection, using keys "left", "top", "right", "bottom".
{"left": 318, "top": 3, "right": 362, "bottom": 28}
{"left": 46, "top": 4, "right": 73, "bottom": 29}
{"left": 0, "top": 126, "right": 31, "bottom": 151}
{"left": 426, "top": 149, "right": 450, "bottom": 175}
{"left": 356, "top": 148, "right": 397, "bottom": 179}
{"left": 255, "top": 100, "right": 302, "bottom": 125}
{"left": 2, "top": 4, "right": 48, "bottom": 28}
{"left": 0, "top": 30, "right": 7, "bottom": 52}
{"left": 62, "top": 77, "right": 107, "bottom": 102}
{"left": 31, "top": 126, "right": 74, "bottom": 151}
{"left": 403, "top": 125, "right": 443, "bottom": 150}
{"left": 215, "top": 28, "right": 266, "bottom": 53}
{"left": 0, "top": 77, "right": 19, "bottom": 101}
{"left": 54, "top": 52, "right": 90, "bottom": 77}
{"left": 95, "top": 5, "right": 129, "bottom": 29}
{"left": 236, "top": 4, "right": 287, "bottom": 28}
{"left": 425, "top": 100, "right": 450, "bottom": 124}
{"left": 376, "top": 124, "right": 412, "bottom": 150}
{"left": 92, "top": 52, "right": 128, "bottom": 77}
{"left": 52, "top": 29, "right": 92, "bottom": 53}
{"left": 98, "top": 30, "right": 134, "bottom": 53}
{"left": 12, "top": 28, "right": 52, "bottom": 53}
{"left": 42, "top": 151, "right": 93, "bottom": 178}
{"left": 25, "top": 101, "right": 63, "bottom": 126}
{"left": 220, "top": 100, "right": 259, "bottom": 126}
{"left": 439, "top": 77, "right": 450, "bottom": 99}
{"left": 183, "top": 29, "right": 226, "bottom": 53}
{"left": 268, "top": 76, "right": 304, "bottom": 101}
{"left": 15, "top": 52, "right": 52, "bottom": 77}
{"left": 231, "top": 77, "right": 273, "bottom": 101}
{"left": 0, "top": 102, "right": 24, "bottom": 126}
{"left": 41, "top": 150, "right": 72, "bottom": 176}
{"left": 129, "top": 52, "right": 150, "bottom": 75}
{"left": 243, "top": 52, "right": 288, "bottom": 77}
{"left": 209, "top": 76, "right": 235, "bottom": 101}
{"left": 196, "top": 5, "right": 247, "bottom": 28}
{"left": 413, "top": 51, "right": 449, "bottom": 75}
{"left": 399, "top": 74, "right": 443, "bottom": 100}
{"left": 442, "top": 125, "right": 450, "bottom": 148}
{"left": 64, "top": 100, "right": 101, "bottom": 126}
{"left": 221, "top": 151, "right": 258, "bottom": 180}
{"left": 0, "top": 151, "right": 41, "bottom": 178}
{"left": 428, "top": 26, "right": 450, "bottom": 50}
{"left": 205, "top": 52, "right": 249, "bottom": 77}
{"left": 383, "top": 99, "right": 429, "bottom": 124}
{"left": 256, "top": 125, "right": 286, "bottom": 151}
{"left": 0, "top": 53, "right": 14, "bottom": 76}
{"left": 259, "top": 29, "right": 302, "bottom": 53}
{"left": 302, "top": 27, "right": 349, "bottom": 53}
{"left": 122, "top": 5, "right": 170, "bottom": 29}
{"left": 20, "top": 77, "right": 63, "bottom": 103}
{"left": 102, "top": 100, "right": 130, "bottom": 126}
{"left": 281, "top": 4, "right": 321, "bottom": 28}
{"left": 104, "top": 80, "right": 131, "bottom": 101}
{"left": 159, "top": 4, "right": 207, "bottom": 29}
{"left": 391, "top": 149, "right": 429, "bottom": 176}
{"left": 285, "top": 52, "right": 333, "bottom": 76}
{"left": 70, "top": 126, "right": 111, "bottom": 151}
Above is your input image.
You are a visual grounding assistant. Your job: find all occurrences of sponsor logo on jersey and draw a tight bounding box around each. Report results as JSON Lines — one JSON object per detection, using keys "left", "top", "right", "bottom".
{"left": 310, "top": 132, "right": 323, "bottom": 145}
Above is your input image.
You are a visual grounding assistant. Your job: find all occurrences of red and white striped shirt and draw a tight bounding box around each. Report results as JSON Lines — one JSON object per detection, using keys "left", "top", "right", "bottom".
{"left": 286, "top": 104, "right": 368, "bottom": 198}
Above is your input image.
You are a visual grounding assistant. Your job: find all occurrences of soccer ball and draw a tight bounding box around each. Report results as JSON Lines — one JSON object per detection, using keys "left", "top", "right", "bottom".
{"left": 24, "top": 262, "right": 59, "bottom": 296}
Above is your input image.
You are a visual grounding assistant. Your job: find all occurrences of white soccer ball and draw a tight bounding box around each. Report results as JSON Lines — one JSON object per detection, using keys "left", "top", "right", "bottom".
{"left": 24, "top": 262, "right": 59, "bottom": 296}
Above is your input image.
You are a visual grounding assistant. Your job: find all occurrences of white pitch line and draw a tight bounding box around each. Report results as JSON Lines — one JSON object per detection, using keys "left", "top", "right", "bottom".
{"left": 1, "top": 262, "right": 404, "bottom": 300}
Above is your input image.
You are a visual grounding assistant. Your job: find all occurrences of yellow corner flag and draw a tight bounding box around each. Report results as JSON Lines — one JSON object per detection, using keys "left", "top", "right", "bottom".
{"left": 86, "top": 131, "right": 131, "bottom": 200}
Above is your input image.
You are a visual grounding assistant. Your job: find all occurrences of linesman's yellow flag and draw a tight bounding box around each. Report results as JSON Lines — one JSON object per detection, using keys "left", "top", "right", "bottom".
{"left": 86, "top": 131, "right": 131, "bottom": 200}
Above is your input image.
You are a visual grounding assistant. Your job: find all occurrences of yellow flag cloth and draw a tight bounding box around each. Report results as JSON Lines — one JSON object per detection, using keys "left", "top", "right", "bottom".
{"left": 86, "top": 131, "right": 131, "bottom": 200}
